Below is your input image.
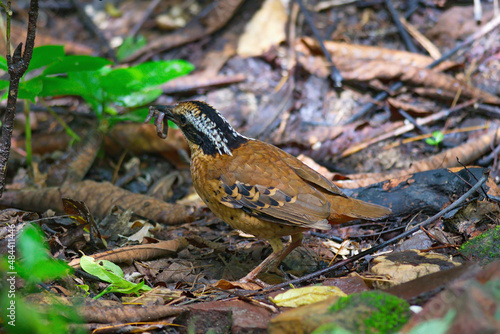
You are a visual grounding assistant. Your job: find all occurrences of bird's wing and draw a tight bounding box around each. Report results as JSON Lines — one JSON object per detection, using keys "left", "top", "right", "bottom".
{"left": 276, "top": 149, "right": 346, "bottom": 197}
{"left": 217, "top": 141, "right": 331, "bottom": 230}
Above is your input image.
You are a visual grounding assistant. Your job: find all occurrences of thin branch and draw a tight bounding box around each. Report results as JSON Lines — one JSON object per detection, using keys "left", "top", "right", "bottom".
{"left": 295, "top": 0, "right": 343, "bottom": 87}
{"left": 385, "top": 0, "right": 418, "bottom": 53}
{"left": 0, "top": 0, "right": 39, "bottom": 198}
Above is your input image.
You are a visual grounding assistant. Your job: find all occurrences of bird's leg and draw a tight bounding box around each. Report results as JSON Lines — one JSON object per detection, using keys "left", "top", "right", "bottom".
{"left": 272, "top": 233, "right": 304, "bottom": 270}
{"left": 239, "top": 233, "right": 303, "bottom": 283}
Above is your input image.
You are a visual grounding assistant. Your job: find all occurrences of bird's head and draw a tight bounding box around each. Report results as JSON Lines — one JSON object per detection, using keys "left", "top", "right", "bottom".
{"left": 148, "top": 101, "right": 248, "bottom": 156}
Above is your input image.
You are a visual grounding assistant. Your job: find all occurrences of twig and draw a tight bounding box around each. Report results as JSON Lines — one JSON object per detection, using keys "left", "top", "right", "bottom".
{"left": 295, "top": 0, "right": 343, "bottom": 87}
{"left": 403, "top": 0, "right": 419, "bottom": 19}
{"left": 397, "top": 108, "right": 427, "bottom": 133}
{"left": 341, "top": 99, "right": 477, "bottom": 157}
{"left": 478, "top": 137, "right": 500, "bottom": 166}
{"left": 385, "top": 0, "right": 418, "bottom": 53}
{"left": 260, "top": 170, "right": 489, "bottom": 293}
{"left": 399, "top": 15, "right": 441, "bottom": 59}
{"left": 455, "top": 158, "right": 490, "bottom": 201}
{"left": 0, "top": 0, "right": 39, "bottom": 198}
{"left": 475, "top": 103, "right": 500, "bottom": 118}
{"left": 344, "top": 14, "right": 500, "bottom": 124}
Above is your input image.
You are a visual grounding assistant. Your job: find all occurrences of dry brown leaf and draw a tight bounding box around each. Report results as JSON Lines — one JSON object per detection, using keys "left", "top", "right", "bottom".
{"left": 401, "top": 261, "right": 500, "bottom": 333}
{"left": 237, "top": 0, "right": 287, "bottom": 57}
{"left": 47, "top": 131, "right": 103, "bottom": 186}
{"left": 270, "top": 286, "right": 346, "bottom": 307}
{"left": 297, "top": 37, "right": 500, "bottom": 105}
{"left": 69, "top": 237, "right": 189, "bottom": 268}
{"left": 161, "top": 73, "right": 246, "bottom": 94}
{"left": 387, "top": 97, "right": 435, "bottom": 115}
{"left": 340, "top": 100, "right": 477, "bottom": 158}
{"left": 339, "top": 59, "right": 500, "bottom": 105}
{"left": 79, "top": 302, "right": 186, "bottom": 323}
{"left": 0, "top": 180, "right": 195, "bottom": 225}
{"left": 369, "top": 250, "right": 461, "bottom": 289}
{"left": 106, "top": 123, "right": 189, "bottom": 161}
{"left": 213, "top": 279, "right": 262, "bottom": 291}
{"left": 297, "top": 36, "right": 458, "bottom": 73}
{"left": 427, "top": 5, "right": 495, "bottom": 48}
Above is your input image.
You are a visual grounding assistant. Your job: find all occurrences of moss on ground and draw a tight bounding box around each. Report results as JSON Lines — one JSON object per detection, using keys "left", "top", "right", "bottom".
{"left": 461, "top": 226, "right": 500, "bottom": 266}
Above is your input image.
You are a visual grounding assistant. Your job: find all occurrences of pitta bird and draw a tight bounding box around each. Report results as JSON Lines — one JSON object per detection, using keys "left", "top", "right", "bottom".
{"left": 146, "top": 101, "right": 391, "bottom": 283}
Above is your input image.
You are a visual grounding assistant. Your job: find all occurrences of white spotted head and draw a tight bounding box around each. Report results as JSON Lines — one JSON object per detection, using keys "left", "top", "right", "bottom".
{"left": 153, "top": 101, "right": 248, "bottom": 156}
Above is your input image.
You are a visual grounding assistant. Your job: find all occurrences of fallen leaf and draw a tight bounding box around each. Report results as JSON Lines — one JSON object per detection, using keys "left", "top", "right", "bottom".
{"left": 237, "top": 0, "right": 287, "bottom": 57}
{"left": 270, "top": 286, "right": 346, "bottom": 307}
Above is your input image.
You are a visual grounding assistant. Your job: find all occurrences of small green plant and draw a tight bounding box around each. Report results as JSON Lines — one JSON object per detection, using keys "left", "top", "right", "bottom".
{"left": 12, "top": 224, "right": 72, "bottom": 285}
{"left": 0, "top": 224, "right": 83, "bottom": 334}
{"left": 116, "top": 35, "right": 147, "bottom": 62}
{"left": 425, "top": 131, "right": 444, "bottom": 148}
{"left": 79, "top": 255, "right": 151, "bottom": 299}
{"left": 0, "top": 45, "right": 194, "bottom": 164}
{"left": 0, "top": 45, "right": 194, "bottom": 121}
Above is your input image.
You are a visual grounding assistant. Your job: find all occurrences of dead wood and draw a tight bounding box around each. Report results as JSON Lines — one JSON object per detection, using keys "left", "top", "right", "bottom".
{"left": 68, "top": 237, "right": 189, "bottom": 268}
{"left": 0, "top": 180, "right": 195, "bottom": 225}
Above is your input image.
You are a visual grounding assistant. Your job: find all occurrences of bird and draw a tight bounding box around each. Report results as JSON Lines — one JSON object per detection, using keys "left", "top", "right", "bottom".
{"left": 146, "top": 101, "right": 391, "bottom": 284}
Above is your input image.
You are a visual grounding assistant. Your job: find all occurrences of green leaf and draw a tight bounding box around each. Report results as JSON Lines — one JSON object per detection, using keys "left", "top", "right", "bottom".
{"left": 77, "top": 284, "right": 90, "bottom": 296}
{"left": 15, "top": 224, "right": 71, "bottom": 283}
{"left": 27, "top": 45, "right": 65, "bottom": 72}
{"left": 39, "top": 72, "right": 105, "bottom": 116}
{"left": 80, "top": 255, "right": 123, "bottom": 283}
{"left": 432, "top": 131, "right": 444, "bottom": 143}
{"left": 79, "top": 255, "right": 151, "bottom": 298}
{"left": 18, "top": 77, "right": 43, "bottom": 102}
{"left": 0, "top": 295, "right": 84, "bottom": 334}
{"left": 133, "top": 60, "right": 194, "bottom": 88}
{"left": 0, "top": 79, "right": 9, "bottom": 91}
{"left": 16, "top": 224, "right": 47, "bottom": 267}
{"left": 43, "top": 55, "right": 112, "bottom": 75}
{"left": 100, "top": 60, "right": 194, "bottom": 95}
{"left": 116, "top": 35, "right": 147, "bottom": 62}
{"left": 68, "top": 70, "right": 107, "bottom": 115}
{"left": 39, "top": 77, "right": 88, "bottom": 97}
{"left": 99, "top": 67, "right": 144, "bottom": 97}
{"left": 425, "top": 138, "right": 437, "bottom": 146}
{"left": 114, "top": 88, "right": 163, "bottom": 108}
{"left": 0, "top": 56, "right": 7, "bottom": 71}
{"left": 106, "top": 107, "right": 149, "bottom": 127}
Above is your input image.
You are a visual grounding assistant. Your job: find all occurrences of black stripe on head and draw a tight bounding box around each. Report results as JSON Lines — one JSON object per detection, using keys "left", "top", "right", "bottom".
{"left": 177, "top": 101, "right": 248, "bottom": 156}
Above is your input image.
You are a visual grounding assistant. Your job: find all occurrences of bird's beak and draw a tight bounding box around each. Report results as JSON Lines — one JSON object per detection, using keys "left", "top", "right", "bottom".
{"left": 146, "top": 105, "right": 176, "bottom": 139}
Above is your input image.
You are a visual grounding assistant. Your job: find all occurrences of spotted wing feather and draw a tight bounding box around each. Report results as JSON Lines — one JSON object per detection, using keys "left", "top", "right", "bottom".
{"left": 219, "top": 178, "right": 330, "bottom": 230}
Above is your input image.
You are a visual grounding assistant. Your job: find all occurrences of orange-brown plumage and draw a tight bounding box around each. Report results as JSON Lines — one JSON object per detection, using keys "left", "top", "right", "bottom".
{"left": 147, "top": 101, "right": 391, "bottom": 283}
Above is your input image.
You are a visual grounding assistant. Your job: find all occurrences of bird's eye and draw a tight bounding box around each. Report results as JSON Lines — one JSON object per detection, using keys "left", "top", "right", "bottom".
{"left": 178, "top": 114, "right": 187, "bottom": 126}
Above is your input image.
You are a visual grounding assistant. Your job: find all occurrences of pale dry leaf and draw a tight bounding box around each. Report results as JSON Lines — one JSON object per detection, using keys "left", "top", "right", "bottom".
{"left": 270, "top": 286, "right": 346, "bottom": 307}
{"left": 237, "top": 0, "right": 287, "bottom": 57}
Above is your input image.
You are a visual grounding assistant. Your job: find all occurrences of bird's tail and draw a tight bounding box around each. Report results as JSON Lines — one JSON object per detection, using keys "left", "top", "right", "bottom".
{"left": 327, "top": 196, "right": 392, "bottom": 224}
